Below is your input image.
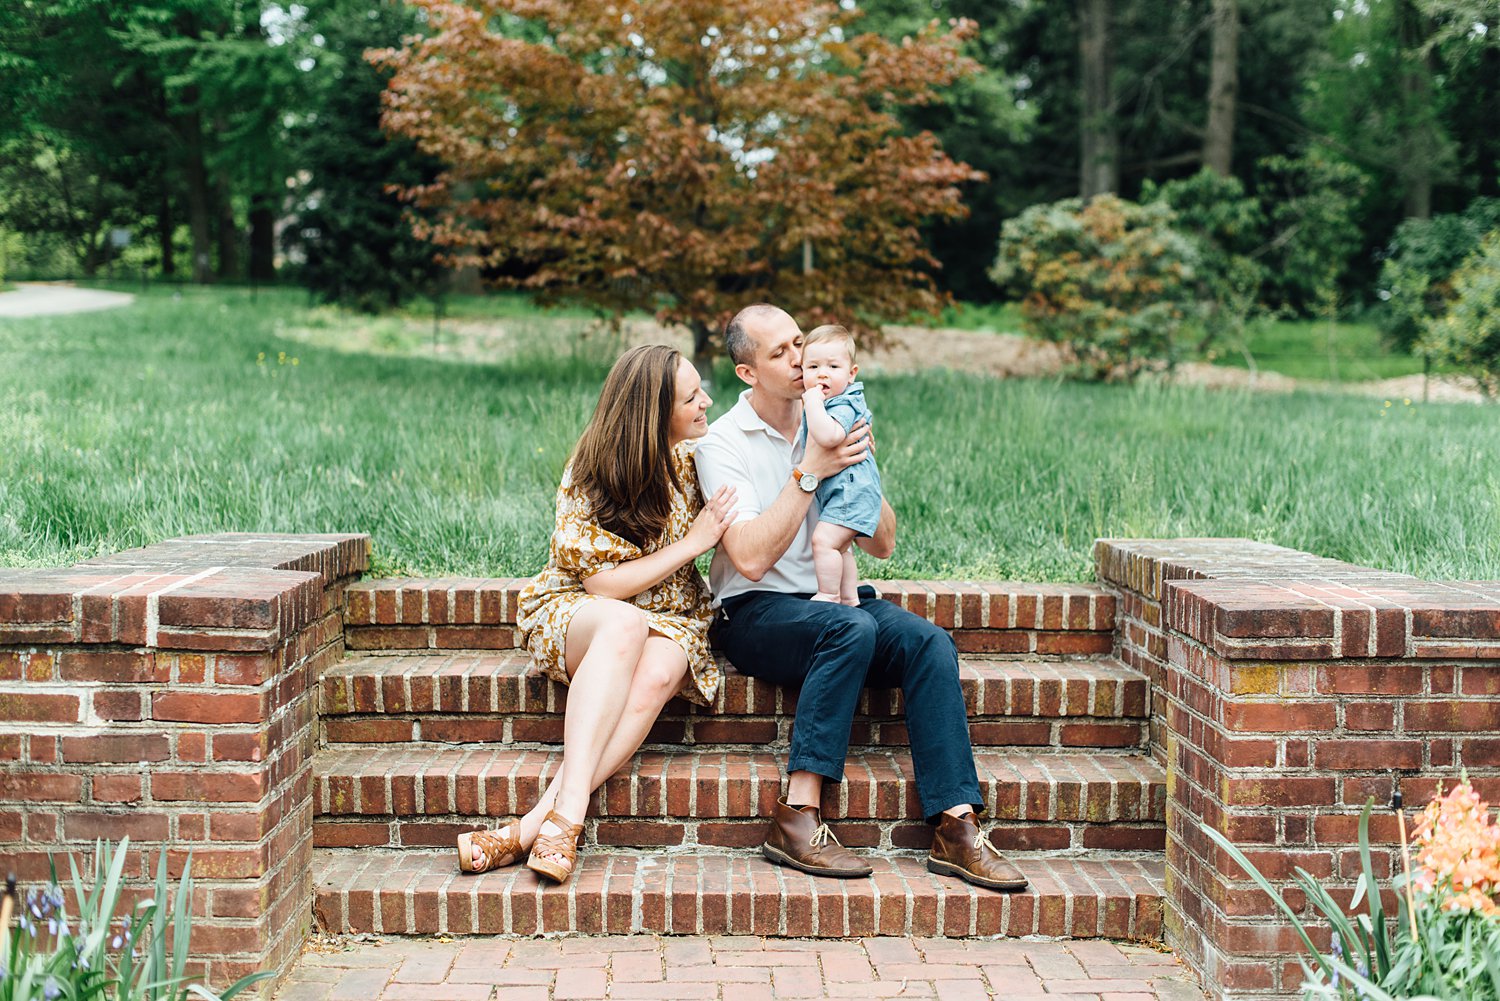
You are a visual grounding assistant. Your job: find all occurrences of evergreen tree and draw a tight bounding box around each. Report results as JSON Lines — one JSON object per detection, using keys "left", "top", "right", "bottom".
{"left": 284, "top": 0, "right": 446, "bottom": 311}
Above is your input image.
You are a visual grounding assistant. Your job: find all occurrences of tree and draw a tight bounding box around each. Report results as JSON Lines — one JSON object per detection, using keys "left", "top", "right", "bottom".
{"left": 1077, "top": 0, "right": 1117, "bottom": 196}
{"left": 283, "top": 0, "right": 447, "bottom": 311}
{"left": 114, "top": 0, "right": 301, "bottom": 282}
{"left": 1203, "top": 0, "right": 1239, "bottom": 176}
{"left": 375, "top": 0, "right": 984, "bottom": 372}
{"left": 849, "top": 0, "right": 1033, "bottom": 303}
{"left": 1304, "top": 0, "right": 1456, "bottom": 221}
{"left": 0, "top": 1, "right": 169, "bottom": 276}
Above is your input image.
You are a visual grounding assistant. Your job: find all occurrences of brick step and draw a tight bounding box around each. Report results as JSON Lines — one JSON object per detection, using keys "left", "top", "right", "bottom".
{"left": 312, "top": 746, "right": 1166, "bottom": 854}
{"left": 311, "top": 847, "right": 1165, "bottom": 940}
{"left": 319, "top": 653, "right": 1148, "bottom": 750}
{"left": 343, "top": 579, "right": 1116, "bottom": 654}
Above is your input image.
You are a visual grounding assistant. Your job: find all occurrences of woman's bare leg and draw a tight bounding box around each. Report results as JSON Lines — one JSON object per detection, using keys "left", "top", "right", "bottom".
{"left": 519, "top": 635, "right": 689, "bottom": 858}
{"left": 518, "top": 600, "right": 646, "bottom": 853}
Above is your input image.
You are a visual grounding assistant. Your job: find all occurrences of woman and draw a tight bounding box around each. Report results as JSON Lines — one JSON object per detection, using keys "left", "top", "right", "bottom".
{"left": 457, "top": 344, "right": 735, "bottom": 884}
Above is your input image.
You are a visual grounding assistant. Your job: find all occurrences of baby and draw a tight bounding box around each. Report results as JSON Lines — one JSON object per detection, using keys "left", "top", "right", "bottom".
{"left": 798, "top": 324, "right": 884, "bottom": 605}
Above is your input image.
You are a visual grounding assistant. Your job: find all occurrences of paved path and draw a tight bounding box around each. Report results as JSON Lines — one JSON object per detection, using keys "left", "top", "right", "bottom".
{"left": 271, "top": 934, "right": 1202, "bottom": 1001}
{"left": 0, "top": 282, "right": 134, "bottom": 317}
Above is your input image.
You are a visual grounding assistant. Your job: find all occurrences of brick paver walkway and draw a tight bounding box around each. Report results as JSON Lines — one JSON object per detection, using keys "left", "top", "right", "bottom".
{"left": 271, "top": 935, "right": 1203, "bottom": 1001}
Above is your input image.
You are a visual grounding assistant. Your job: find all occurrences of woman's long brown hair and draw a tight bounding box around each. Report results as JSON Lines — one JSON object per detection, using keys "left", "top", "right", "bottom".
{"left": 569, "top": 344, "right": 683, "bottom": 548}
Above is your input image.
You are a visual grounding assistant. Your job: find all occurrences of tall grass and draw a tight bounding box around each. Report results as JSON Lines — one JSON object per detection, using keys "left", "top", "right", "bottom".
{"left": 4, "top": 287, "right": 1498, "bottom": 581}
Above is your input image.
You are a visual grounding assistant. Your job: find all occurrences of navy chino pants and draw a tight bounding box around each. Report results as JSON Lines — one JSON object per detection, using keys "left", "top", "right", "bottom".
{"left": 717, "top": 585, "right": 983, "bottom": 822}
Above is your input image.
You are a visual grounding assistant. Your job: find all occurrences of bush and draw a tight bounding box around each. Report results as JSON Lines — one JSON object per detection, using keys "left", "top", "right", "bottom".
{"left": 1205, "top": 780, "right": 1500, "bottom": 1001}
{"left": 1379, "top": 198, "right": 1500, "bottom": 351}
{"left": 989, "top": 194, "right": 1202, "bottom": 380}
{"left": 1419, "top": 231, "right": 1500, "bottom": 398}
{"left": 0, "top": 227, "right": 20, "bottom": 287}
{"left": 1254, "top": 152, "right": 1367, "bottom": 315}
{"left": 1143, "top": 169, "right": 1270, "bottom": 352}
{"left": 1, "top": 837, "right": 271, "bottom": 1001}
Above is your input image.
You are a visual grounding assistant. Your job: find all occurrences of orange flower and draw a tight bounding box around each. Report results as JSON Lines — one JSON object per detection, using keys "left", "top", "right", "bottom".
{"left": 1411, "top": 780, "right": 1500, "bottom": 915}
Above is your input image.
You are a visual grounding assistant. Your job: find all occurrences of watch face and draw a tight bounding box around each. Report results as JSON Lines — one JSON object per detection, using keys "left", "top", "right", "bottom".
{"left": 800, "top": 474, "right": 818, "bottom": 492}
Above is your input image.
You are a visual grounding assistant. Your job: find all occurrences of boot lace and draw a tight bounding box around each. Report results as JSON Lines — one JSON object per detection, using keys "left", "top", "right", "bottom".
{"left": 808, "top": 823, "right": 845, "bottom": 849}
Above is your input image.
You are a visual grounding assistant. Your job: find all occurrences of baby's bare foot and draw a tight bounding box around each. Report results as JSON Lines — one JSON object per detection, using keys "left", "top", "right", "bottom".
{"left": 810, "top": 593, "right": 841, "bottom": 603}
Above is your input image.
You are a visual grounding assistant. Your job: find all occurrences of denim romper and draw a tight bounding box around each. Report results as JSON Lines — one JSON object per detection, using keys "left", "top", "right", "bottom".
{"left": 795, "top": 382, "right": 884, "bottom": 537}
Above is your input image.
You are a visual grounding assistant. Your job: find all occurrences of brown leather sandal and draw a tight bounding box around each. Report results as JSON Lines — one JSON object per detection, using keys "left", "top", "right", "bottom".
{"left": 456, "top": 823, "right": 524, "bottom": 874}
{"left": 526, "top": 810, "right": 585, "bottom": 884}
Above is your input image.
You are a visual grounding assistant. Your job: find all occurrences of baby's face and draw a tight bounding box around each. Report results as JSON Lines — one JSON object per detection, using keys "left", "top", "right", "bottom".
{"left": 801, "top": 340, "right": 856, "bottom": 398}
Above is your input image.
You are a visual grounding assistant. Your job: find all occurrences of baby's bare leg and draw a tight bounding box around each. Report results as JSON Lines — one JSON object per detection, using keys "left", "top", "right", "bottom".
{"left": 811, "top": 522, "right": 859, "bottom": 603}
{"left": 840, "top": 548, "right": 860, "bottom": 606}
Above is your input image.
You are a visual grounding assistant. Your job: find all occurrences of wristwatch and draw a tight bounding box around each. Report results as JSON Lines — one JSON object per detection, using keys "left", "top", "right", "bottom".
{"left": 792, "top": 466, "right": 819, "bottom": 493}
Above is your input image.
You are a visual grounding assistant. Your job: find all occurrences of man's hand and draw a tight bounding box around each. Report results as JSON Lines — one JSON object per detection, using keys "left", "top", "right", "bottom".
{"left": 800, "top": 419, "right": 870, "bottom": 479}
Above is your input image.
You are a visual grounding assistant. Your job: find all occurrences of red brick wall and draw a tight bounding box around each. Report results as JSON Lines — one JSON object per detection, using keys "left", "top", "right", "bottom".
{"left": 1096, "top": 539, "right": 1500, "bottom": 997}
{"left": 342, "top": 577, "right": 1117, "bottom": 657}
{"left": 0, "top": 533, "right": 368, "bottom": 992}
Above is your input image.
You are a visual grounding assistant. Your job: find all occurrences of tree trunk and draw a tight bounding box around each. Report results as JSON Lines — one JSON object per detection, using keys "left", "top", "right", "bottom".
{"left": 1404, "top": 175, "right": 1433, "bottom": 219}
{"left": 244, "top": 15, "right": 276, "bottom": 283}
{"left": 1078, "top": 0, "right": 1118, "bottom": 197}
{"left": 158, "top": 191, "right": 175, "bottom": 276}
{"left": 179, "top": 108, "right": 214, "bottom": 284}
{"left": 1203, "top": 0, "right": 1239, "bottom": 176}
{"left": 214, "top": 173, "right": 240, "bottom": 281}
{"left": 249, "top": 192, "right": 275, "bottom": 282}
{"left": 690, "top": 319, "right": 716, "bottom": 386}
{"left": 1397, "top": 0, "right": 1435, "bottom": 219}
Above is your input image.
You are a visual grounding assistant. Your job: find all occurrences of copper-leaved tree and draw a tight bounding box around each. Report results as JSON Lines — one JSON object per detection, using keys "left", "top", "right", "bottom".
{"left": 374, "top": 0, "right": 983, "bottom": 371}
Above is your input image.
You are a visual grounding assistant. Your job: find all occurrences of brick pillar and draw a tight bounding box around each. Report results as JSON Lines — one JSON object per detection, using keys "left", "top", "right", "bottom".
{"left": 0, "top": 533, "right": 368, "bottom": 992}
{"left": 1096, "top": 539, "right": 1500, "bottom": 998}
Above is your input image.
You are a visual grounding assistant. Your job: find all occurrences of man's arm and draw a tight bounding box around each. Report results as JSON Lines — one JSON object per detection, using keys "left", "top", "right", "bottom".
{"left": 718, "top": 484, "right": 814, "bottom": 581}
{"left": 854, "top": 498, "right": 896, "bottom": 560}
{"left": 703, "top": 424, "right": 872, "bottom": 582}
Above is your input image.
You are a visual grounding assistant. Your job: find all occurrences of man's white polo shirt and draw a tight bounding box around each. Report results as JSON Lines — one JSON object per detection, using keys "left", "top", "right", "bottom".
{"left": 693, "top": 389, "right": 819, "bottom": 604}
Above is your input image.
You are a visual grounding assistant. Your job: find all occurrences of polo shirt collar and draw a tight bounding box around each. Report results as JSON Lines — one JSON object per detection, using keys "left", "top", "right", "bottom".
{"left": 730, "top": 389, "right": 773, "bottom": 432}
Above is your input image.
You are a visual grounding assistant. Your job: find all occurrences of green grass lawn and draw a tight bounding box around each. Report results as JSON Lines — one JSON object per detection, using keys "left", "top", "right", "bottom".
{"left": 4, "top": 287, "right": 1498, "bottom": 581}
{"left": 929, "top": 300, "right": 1026, "bottom": 333}
{"left": 927, "top": 300, "right": 1432, "bottom": 384}
{"left": 1212, "top": 316, "right": 1435, "bottom": 382}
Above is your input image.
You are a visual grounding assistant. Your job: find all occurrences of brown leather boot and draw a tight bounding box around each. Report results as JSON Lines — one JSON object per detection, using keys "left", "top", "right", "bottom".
{"left": 927, "top": 811, "right": 1028, "bottom": 891}
{"left": 761, "top": 799, "right": 873, "bottom": 878}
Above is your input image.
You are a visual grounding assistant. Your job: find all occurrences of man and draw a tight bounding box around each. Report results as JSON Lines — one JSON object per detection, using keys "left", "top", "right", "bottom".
{"left": 693, "top": 303, "right": 1027, "bottom": 891}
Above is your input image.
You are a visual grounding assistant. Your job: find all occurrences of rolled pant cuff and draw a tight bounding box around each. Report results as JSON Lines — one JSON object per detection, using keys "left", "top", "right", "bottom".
{"left": 787, "top": 756, "right": 846, "bottom": 783}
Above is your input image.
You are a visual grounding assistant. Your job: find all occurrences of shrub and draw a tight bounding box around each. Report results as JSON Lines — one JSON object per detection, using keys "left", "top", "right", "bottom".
{"left": 1420, "top": 231, "right": 1500, "bottom": 398}
{"left": 1379, "top": 198, "right": 1500, "bottom": 351}
{"left": 1143, "top": 169, "right": 1270, "bottom": 353}
{"left": 1254, "top": 152, "right": 1367, "bottom": 315}
{"left": 1205, "top": 779, "right": 1500, "bottom": 1001}
{"left": 989, "top": 194, "right": 1201, "bottom": 380}
{"left": 1, "top": 837, "right": 271, "bottom": 1001}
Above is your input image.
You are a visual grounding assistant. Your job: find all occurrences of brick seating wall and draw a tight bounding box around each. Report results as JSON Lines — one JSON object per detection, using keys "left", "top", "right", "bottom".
{"left": 1095, "top": 539, "right": 1500, "bottom": 998}
{"left": 5, "top": 532, "right": 1499, "bottom": 1000}
{"left": 341, "top": 577, "right": 1119, "bottom": 656}
{"left": 0, "top": 534, "right": 369, "bottom": 989}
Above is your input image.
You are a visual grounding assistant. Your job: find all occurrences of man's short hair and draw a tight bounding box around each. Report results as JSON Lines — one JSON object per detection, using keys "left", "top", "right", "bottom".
{"left": 724, "top": 303, "right": 782, "bottom": 367}
{"left": 803, "top": 323, "right": 857, "bottom": 365}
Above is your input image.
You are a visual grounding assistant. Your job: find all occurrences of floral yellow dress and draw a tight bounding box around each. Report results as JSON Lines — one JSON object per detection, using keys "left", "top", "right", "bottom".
{"left": 515, "top": 443, "right": 721, "bottom": 706}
